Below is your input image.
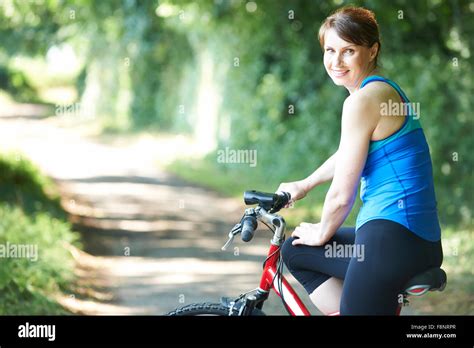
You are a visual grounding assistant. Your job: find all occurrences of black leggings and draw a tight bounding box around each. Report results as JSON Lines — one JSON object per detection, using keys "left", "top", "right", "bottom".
{"left": 281, "top": 219, "right": 443, "bottom": 315}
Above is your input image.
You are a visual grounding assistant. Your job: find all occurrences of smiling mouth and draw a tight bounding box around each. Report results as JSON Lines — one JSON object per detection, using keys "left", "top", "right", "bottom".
{"left": 331, "top": 70, "right": 349, "bottom": 77}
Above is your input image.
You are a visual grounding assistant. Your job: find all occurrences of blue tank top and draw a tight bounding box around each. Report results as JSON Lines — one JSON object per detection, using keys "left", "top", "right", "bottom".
{"left": 355, "top": 75, "right": 441, "bottom": 242}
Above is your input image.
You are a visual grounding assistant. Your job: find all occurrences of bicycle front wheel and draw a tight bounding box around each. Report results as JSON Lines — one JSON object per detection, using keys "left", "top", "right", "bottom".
{"left": 168, "top": 302, "right": 230, "bottom": 316}
{"left": 167, "top": 302, "right": 266, "bottom": 316}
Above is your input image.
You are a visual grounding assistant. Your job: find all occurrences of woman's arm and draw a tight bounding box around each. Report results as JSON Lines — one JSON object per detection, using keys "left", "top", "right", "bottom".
{"left": 302, "top": 151, "right": 338, "bottom": 191}
{"left": 292, "top": 92, "right": 380, "bottom": 246}
{"left": 317, "top": 93, "right": 379, "bottom": 242}
{"left": 276, "top": 151, "right": 337, "bottom": 203}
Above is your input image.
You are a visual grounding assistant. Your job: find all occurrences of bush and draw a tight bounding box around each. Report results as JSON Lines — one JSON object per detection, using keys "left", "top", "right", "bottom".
{"left": 0, "top": 205, "right": 79, "bottom": 314}
{"left": 0, "top": 153, "right": 80, "bottom": 314}
{"left": 0, "top": 153, "right": 66, "bottom": 219}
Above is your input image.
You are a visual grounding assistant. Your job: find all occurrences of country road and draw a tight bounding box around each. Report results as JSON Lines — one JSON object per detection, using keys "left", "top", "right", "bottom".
{"left": 0, "top": 106, "right": 316, "bottom": 315}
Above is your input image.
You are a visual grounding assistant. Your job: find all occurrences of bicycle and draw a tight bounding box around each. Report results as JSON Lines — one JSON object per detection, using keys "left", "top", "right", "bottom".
{"left": 168, "top": 190, "right": 447, "bottom": 316}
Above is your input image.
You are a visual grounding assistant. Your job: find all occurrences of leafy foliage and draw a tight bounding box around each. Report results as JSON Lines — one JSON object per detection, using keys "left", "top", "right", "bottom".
{"left": 0, "top": 153, "right": 66, "bottom": 219}
{"left": 0, "top": 153, "right": 80, "bottom": 314}
{"left": 0, "top": 0, "right": 472, "bottom": 228}
{"left": 0, "top": 204, "right": 78, "bottom": 314}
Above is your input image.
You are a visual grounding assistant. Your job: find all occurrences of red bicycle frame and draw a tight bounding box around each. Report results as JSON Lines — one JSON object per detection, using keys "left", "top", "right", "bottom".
{"left": 259, "top": 243, "right": 311, "bottom": 315}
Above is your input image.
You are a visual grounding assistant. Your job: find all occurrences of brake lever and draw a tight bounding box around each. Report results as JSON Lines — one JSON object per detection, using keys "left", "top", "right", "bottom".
{"left": 221, "top": 223, "right": 242, "bottom": 251}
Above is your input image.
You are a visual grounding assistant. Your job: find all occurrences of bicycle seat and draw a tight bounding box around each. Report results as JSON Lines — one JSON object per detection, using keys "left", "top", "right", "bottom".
{"left": 402, "top": 267, "right": 447, "bottom": 296}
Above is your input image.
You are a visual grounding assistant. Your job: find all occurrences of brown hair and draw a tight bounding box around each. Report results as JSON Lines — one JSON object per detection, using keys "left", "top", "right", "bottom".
{"left": 318, "top": 6, "right": 381, "bottom": 67}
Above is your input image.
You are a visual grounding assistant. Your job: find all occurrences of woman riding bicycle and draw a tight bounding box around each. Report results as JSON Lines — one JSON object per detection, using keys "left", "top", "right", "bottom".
{"left": 278, "top": 6, "right": 443, "bottom": 315}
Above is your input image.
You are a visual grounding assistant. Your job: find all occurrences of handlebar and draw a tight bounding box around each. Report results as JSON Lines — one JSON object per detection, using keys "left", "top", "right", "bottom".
{"left": 242, "top": 190, "right": 291, "bottom": 241}
{"left": 222, "top": 190, "right": 291, "bottom": 250}
{"left": 243, "top": 190, "right": 291, "bottom": 213}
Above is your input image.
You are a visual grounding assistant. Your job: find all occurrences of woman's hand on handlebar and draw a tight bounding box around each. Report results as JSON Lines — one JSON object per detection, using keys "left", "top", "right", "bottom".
{"left": 276, "top": 180, "right": 309, "bottom": 208}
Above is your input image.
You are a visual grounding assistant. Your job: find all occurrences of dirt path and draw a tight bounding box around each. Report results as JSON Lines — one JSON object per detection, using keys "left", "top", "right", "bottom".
{"left": 0, "top": 108, "right": 316, "bottom": 315}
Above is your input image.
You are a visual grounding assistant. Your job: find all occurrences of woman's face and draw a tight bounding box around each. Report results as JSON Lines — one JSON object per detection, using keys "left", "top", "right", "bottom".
{"left": 323, "top": 28, "right": 378, "bottom": 92}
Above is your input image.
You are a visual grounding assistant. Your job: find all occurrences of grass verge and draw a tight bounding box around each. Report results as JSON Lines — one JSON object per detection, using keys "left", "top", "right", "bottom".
{"left": 0, "top": 152, "right": 81, "bottom": 314}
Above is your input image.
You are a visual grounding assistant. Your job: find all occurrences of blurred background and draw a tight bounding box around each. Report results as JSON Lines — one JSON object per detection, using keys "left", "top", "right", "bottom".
{"left": 0, "top": 0, "right": 472, "bottom": 315}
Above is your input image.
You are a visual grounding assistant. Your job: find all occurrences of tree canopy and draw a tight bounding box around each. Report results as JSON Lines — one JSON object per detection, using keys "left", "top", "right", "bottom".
{"left": 0, "top": 0, "right": 472, "bottom": 228}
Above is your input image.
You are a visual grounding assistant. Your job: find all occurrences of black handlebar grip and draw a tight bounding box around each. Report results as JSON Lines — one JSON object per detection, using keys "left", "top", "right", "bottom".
{"left": 241, "top": 215, "right": 258, "bottom": 242}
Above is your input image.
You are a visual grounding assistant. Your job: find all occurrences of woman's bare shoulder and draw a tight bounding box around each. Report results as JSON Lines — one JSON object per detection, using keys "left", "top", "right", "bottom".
{"left": 344, "top": 82, "right": 397, "bottom": 116}
{"left": 355, "top": 81, "right": 399, "bottom": 103}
